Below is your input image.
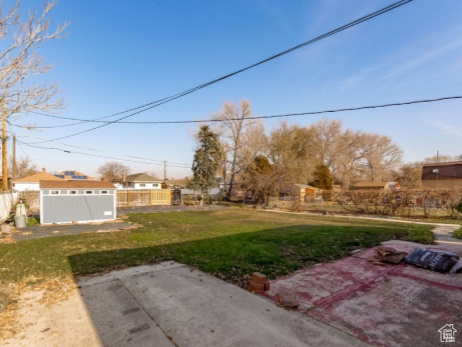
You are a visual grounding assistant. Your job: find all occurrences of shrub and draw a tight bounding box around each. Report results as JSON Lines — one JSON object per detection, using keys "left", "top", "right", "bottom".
{"left": 332, "top": 188, "right": 462, "bottom": 219}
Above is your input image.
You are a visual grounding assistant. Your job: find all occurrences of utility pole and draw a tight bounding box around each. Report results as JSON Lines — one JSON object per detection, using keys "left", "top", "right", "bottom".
{"left": 12, "top": 135, "right": 16, "bottom": 183}
{"left": 2, "top": 102, "right": 8, "bottom": 192}
{"left": 164, "top": 160, "right": 167, "bottom": 183}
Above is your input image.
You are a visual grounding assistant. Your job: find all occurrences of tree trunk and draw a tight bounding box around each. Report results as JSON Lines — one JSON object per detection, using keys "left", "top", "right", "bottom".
{"left": 2, "top": 103, "right": 8, "bottom": 192}
{"left": 200, "top": 191, "right": 204, "bottom": 206}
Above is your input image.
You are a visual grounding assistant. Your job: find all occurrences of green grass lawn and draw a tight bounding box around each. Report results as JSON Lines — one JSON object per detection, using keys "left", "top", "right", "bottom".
{"left": 453, "top": 229, "right": 462, "bottom": 239}
{"left": 0, "top": 209, "right": 434, "bottom": 288}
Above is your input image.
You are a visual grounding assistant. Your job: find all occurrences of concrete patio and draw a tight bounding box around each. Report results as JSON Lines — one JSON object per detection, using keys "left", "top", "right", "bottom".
{"left": 264, "top": 238, "right": 462, "bottom": 346}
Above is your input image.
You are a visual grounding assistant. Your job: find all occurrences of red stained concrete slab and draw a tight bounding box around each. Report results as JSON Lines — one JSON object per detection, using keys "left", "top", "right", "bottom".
{"left": 264, "top": 240, "right": 462, "bottom": 346}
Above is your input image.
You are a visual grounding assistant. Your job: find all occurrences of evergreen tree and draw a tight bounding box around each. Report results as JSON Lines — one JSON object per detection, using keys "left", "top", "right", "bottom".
{"left": 189, "top": 126, "right": 221, "bottom": 206}
{"left": 310, "top": 164, "right": 333, "bottom": 190}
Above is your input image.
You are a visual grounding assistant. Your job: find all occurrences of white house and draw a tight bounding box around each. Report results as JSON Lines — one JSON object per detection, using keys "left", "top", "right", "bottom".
{"left": 13, "top": 168, "right": 63, "bottom": 192}
{"left": 121, "top": 173, "right": 163, "bottom": 189}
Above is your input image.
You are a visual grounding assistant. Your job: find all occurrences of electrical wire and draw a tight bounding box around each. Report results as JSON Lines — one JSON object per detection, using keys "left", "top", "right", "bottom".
{"left": 16, "top": 140, "right": 192, "bottom": 169}
{"left": 13, "top": 133, "right": 191, "bottom": 165}
{"left": 9, "top": 95, "right": 461, "bottom": 126}
{"left": 24, "top": 0, "right": 414, "bottom": 143}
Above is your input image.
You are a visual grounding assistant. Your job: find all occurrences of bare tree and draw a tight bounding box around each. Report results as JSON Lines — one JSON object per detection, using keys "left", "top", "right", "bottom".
{"left": 97, "top": 161, "right": 130, "bottom": 182}
{"left": 8, "top": 154, "right": 37, "bottom": 179}
{"left": 359, "top": 133, "right": 402, "bottom": 182}
{"left": 306, "top": 119, "right": 343, "bottom": 166}
{"left": 392, "top": 162, "right": 422, "bottom": 188}
{"left": 211, "top": 100, "right": 264, "bottom": 197}
{"left": 268, "top": 121, "right": 315, "bottom": 184}
{"left": 424, "top": 154, "right": 460, "bottom": 163}
{"left": 0, "top": 1, "right": 67, "bottom": 191}
{"left": 331, "top": 129, "right": 365, "bottom": 189}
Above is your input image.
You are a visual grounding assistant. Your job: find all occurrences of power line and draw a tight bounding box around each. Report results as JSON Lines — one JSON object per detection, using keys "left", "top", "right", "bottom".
{"left": 12, "top": 133, "right": 191, "bottom": 166}
{"left": 25, "top": 0, "right": 414, "bottom": 143}
{"left": 17, "top": 140, "right": 192, "bottom": 169}
{"left": 10, "top": 95, "right": 461, "bottom": 127}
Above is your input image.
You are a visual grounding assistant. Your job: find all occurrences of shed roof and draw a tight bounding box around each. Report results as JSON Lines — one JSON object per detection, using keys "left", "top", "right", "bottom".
{"left": 14, "top": 172, "right": 63, "bottom": 183}
{"left": 123, "top": 173, "right": 161, "bottom": 183}
{"left": 40, "top": 180, "right": 116, "bottom": 189}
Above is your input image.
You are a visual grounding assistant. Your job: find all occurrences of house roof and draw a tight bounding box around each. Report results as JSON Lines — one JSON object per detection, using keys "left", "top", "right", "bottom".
{"left": 123, "top": 173, "right": 161, "bottom": 183}
{"left": 54, "top": 170, "right": 96, "bottom": 180}
{"left": 40, "top": 180, "right": 116, "bottom": 189}
{"left": 421, "top": 161, "right": 462, "bottom": 180}
{"left": 354, "top": 182, "right": 400, "bottom": 189}
{"left": 14, "top": 172, "right": 63, "bottom": 183}
{"left": 293, "top": 184, "right": 323, "bottom": 190}
{"left": 355, "top": 182, "right": 388, "bottom": 188}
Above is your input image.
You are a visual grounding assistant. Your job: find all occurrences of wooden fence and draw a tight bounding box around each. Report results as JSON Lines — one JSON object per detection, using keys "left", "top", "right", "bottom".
{"left": 116, "top": 189, "right": 172, "bottom": 207}
{"left": 18, "top": 191, "right": 40, "bottom": 210}
{"left": 0, "top": 192, "right": 18, "bottom": 222}
{"left": 18, "top": 189, "right": 172, "bottom": 210}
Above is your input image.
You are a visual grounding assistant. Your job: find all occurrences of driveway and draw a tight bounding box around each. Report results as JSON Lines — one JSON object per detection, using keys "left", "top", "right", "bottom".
{"left": 3, "top": 262, "right": 366, "bottom": 347}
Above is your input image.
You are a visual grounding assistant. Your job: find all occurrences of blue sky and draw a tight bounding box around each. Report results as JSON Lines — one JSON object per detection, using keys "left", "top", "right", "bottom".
{"left": 9, "top": 0, "right": 462, "bottom": 178}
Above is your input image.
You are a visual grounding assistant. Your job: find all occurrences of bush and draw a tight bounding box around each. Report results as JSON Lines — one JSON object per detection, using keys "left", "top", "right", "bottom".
{"left": 456, "top": 198, "right": 462, "bottom": 213}
{"left": 453, "top": 229, "right": 462, "bottom": 239}
{"left": 332, "top": 188, "right": 462, "bottom": 219}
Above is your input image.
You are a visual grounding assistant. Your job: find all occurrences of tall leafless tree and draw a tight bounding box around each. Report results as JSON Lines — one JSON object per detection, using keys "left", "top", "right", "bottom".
{"left": 0, "top": 0, "right": 67, "bottom": 191}
{"left": 211, "top": 99, "right": 264, "bottom": 197}
{"left": 97, "top": 161, "right": 131, "bottom": 182}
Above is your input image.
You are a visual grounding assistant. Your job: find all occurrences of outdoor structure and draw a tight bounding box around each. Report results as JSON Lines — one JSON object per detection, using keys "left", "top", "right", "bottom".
{"left": 421, "top": 161, "right": 462, "bottom": 189}
{"left": 353, "top": 181, "right": 401, "bottom": 191}
{"left": 54, "top": 170, "right": 96, "bottom": 180}
{"left": 39, "top": 180, "right": 116, "bottom": 224}
{"left": 165, "top": 179, "right": 189, "bottom": 189}
{"left": 121, "top": 173, "right": 163, "bottom": 189}
{"left": 12, "top": 168, "right": 63, "bottom": 192}
{"left": 280, "top": 183, "right": 324, "bottom": 202}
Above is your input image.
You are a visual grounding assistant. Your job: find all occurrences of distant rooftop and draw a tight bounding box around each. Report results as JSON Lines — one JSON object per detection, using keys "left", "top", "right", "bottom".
{"left": 54, "top": 170, "right": 95, "bottom": 180}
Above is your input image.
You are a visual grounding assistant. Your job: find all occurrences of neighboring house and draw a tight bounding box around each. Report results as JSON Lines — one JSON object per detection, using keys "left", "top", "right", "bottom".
{"left": 54, "top": 170, "right": 96, "bottom": 180}
{"left": 13, "top": 168, "right": 63, "bottom": 192}
{"left": 122, "top": 173, "right": 163, "bottom": 189}
{"left": 280, "top": 183, "right": 324, "bottom": 202}
{"left": 180, "top": 188, "right": 221, "bottom": 197}
{"left": 166, "top": 179, "right": 189, "bottom": 189}
{"left": 39, "top": 180, "right": 116, "bottom": 224}
{"left": 353, "top": 182, "right": 401, "bottom": 191}
{"left": 421, "top": 161, "right": 462, "bottom": 189}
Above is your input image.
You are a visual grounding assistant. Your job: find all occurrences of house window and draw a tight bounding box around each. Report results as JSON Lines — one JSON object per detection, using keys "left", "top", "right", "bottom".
{"left": 140, "top": 184, "right": 146, "bottom": 187}
{"left": 50, "top": 190, "right": 59, "bottom": 195}
{"left": 85, "top": 191, "right": 93, "bottom": 194}
{"left": 101, "top": 190, "right": 108, "bottom": 194}
{"left": 69, "top": 191, "right": 77, "bottom": 194}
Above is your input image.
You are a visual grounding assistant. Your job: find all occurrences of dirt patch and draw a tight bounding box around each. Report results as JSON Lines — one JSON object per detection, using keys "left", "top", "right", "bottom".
{"left": 0, "top": 277, "right": 77, "bottom": 342}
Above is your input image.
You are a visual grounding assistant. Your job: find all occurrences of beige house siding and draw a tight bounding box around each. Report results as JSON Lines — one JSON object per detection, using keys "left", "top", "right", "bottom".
{"left": 421, "top": 179, "right": 462, "bottom": 189}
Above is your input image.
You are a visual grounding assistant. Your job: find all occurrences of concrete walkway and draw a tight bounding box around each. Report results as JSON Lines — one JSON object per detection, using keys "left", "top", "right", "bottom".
{"left": 3, "top": 262, "right": 367, "bottom": 347}
{"left": 432, "top": 224, "right": 462, "bottom": 248}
